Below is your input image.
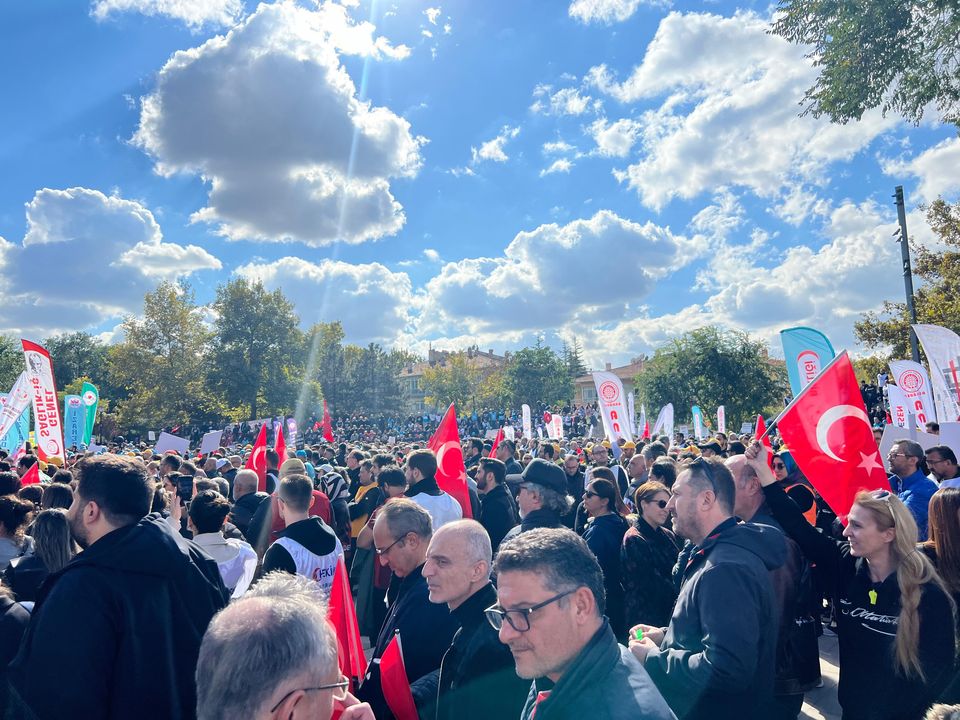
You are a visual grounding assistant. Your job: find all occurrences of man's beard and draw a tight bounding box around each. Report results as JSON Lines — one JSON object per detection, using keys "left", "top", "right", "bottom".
{"left": 68, "top": 512, "right": 90, "bottom": 550}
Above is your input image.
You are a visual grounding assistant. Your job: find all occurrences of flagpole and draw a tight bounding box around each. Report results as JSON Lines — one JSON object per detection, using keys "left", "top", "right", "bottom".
{"left": 758, "top": 350, "right": 850, "bottom": 440}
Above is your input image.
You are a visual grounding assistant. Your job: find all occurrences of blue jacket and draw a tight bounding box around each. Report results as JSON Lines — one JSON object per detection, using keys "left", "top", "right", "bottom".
{"left": 889, "top": 470, "right": 938, "bottom": 541}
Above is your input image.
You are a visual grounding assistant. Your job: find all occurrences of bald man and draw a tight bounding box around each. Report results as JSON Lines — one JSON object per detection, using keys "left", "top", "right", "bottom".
{"left": 415, "top": 521, "right": 529, "bottom": 720}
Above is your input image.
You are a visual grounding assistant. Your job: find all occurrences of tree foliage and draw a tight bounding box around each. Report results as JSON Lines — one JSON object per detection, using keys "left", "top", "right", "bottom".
{"left": 209, "top": 278, "right": 304, "bottom": 420}
{"left": 422, "top": 353, "right": 480, "bottom": 410}
{"left": 43, "top": 332, "right": 109, "bottom": 390}
{"left": 635, "top": 328, "right": 787, "bottom": 427}
{"left": 505, "top": 342, "right": 572, "bottom": 408}
{"left": 0, "top": 335, "right": 23, "bottom": 391}
{"left": 855, "top": 198, "right": 960, "bottom": 358}
{"left": 771, "top": 0, "right": 960, "bottom": 127}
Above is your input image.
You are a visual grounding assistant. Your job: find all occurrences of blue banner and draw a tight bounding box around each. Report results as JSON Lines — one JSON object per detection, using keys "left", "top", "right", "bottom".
{"left": 0, "top": 394, "right": 29, "bottom": 455}
{"left": 691, "top": 405, "right": 705, "bottom": 440}
{"left": 64, "top": 394, "right": 85, "bottom": 449}
{"left": 780, "top": 326, "right": 836, "bottom": 396}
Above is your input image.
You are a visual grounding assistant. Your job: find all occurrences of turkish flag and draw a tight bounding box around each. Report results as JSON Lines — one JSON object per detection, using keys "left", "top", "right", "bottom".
{"left": 327, "top": 558, "right": 367, "bottom": 684}
{"left": 427, "top": 403, "right": 472, "bottom": 518}
{"left": 20, "top": 462, "right": 40, "bottom": 486}
{"left": 245, "top": 424, "right": 268, "bottom": 492}
{"left": 488, "top": 426, "right": 504, "bottom": 458}
{"left": 275, "top": 424, "right": 286, "bottom": 460}
{"left": 775, "top": 352, "right": 887, "bottom": 521}
{"left": 321, "top": 399, "right": 334, "bottom": 443}
{"left": 380, "top": 634, "right": 418, "bottom": 720}
{"left": 755, "top": 414, "right": 774, "bottom": 469}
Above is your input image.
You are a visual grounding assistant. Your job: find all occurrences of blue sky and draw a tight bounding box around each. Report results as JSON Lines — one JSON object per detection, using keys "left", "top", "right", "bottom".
{"left": 1, "top": 0, "right": 958, "bottom": 367}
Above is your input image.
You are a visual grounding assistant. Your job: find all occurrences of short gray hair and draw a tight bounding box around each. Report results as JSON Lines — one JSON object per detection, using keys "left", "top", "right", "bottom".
{"left": 526, "top": 483, "right": 573, "bottom": 516}
{"left": 377, "top": 498, "right": 433, "bottom": 540}
{"left": 233, "top": 469, "right": 258, "bottom": 494}
{"left": 434, "top": 519, "right": 492, "bottom": 568}
{"left": 196, "top": 573, "right": 338, "bottom": 720}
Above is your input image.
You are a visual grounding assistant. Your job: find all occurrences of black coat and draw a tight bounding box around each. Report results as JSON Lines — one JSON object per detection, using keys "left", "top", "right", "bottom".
{"left": 582, "top": 513, "right": 629, "bottom": 638}
{"left": 6, "top": 514, "right": 229, "bottom": 720}
{"left": 356, "top": 564, "right": 459, "bottom": 720}
{"left": 519, "top": 621, "right": 675, "bottom": 720}
{"left": 0, "top": 594, "right": 29, "bottom": 713}
{"left": 643, "top": 517, "right": 785, "bottom": 720}
{"left": 622, "top": 518, "right": 682, "bottom": 629}
{"left": 502, "top": 508, "right": 562, "bottom": 545}
{"left": 2, "top": 554, "right": 50, "bottom": 603}
{"left": 478, "top": 484, "right": 519, "bottom": 553}
{"left": 413, "top": 583, "right": 529, "bottom": 720}
{"left": 230, "top": 491, "right": 269, "bottom": 540}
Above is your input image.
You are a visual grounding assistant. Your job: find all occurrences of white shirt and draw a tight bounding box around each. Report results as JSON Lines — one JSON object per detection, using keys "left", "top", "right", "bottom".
{"left": 193, "top": 532, "right": 258, "bottom": 599}
{"left": 410, "top": 492, "right": 463, "bottom": 530}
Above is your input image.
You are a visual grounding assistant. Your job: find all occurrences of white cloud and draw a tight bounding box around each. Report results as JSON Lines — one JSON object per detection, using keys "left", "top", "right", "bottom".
{"left": 543, "top": 140, "right": 575, "bottom": 155}
{"left": 133, "top": 1, "right": 422, "bottom": 247}
{"left": 540, "top": 158, "right": 573, "bottom": 177}
{"left": 881, "top": 136, "right": 960, "bottom": 203}
{"left": 91, "top": 0, "right": 243, "bottom": 29}
{"left": 568, "top": 0, "right": 650, "bottom": 25}
{"left": 416, "top": 210, "right": 697, "bottom": 337}
{"left": 0, "top": 187, "right": 220, "bottom": 336}
{"left": 588, "top": 117, "right": 642, "bottom": 157}
{"left": 688, "top": 188, "right": 744, "bottom": 240}
{"left": 588, "top": 11, "right": 899, "bottom": 210}
{"left": 471, "top": 126, "right": 521, "bottom": 163}
{"left": 423, "top": 248, "right": 441, "bottom": 262}
{"left": 236, "top": 257, "right": 414, "bottom": 345}
{"left": 424, "top": 7, "right": 441, "bottom": 24}
{"left": 530, "top": 85, "right": 596, "bottom": 116}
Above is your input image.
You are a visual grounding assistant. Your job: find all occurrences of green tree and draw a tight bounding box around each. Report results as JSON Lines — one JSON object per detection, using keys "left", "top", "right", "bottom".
{"left": 505, "top": 342, "right": 572, "bottom": 408}
{"left": 855, "top": 198, "right": 960, "bottom": 358}
{"left": 0, "top": 335, "right": 23, "bottom": 391}
{"left": 209, "top": 278, "right": 304, "bottom": 420}
{"left": 341, "top": 343, "right": 405, "bottom": 414}
{"left": 852, "top": 356, "right": 891, "bottom": 384}
{"left": 422, "top": 353, "right": 480, "bottom": 410}
{"left": 562, "top": 339, "right": 588, "bottom": 382}
{"left": 476, "top": 368, "right": 510, "bottom": 411}
{"left": 304, "top": 322, "right": 348, "bottom": 413}
{"left": 108, "top": 281, "right": 222, "bottom": 432}
{"left": 44, "top": 332, "right": 108, "bottom": 389}
{"left": 635, "top": 328, "right": 787, "bottom": 428}
{"left": 771, "top": 0, "right": 960, "bottom": 127}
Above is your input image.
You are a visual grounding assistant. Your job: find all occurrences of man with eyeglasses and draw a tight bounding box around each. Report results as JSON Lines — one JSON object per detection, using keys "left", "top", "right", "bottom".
{"left": 196, "top": 572, "right": 374, "bottom": 720}
{"left": 925, "top": 445, "right": 960, "bottom": 488}
{"left": 886, "top": 440, "right": 938, "bottom": 541}
{"left": 628, "top": 457, "right": 785, "bottom": 720}
{"left": 489, "top": 528, "right": 675, "bottom": 720}
{"left": 356, "top": 499, "right": 458, "bottom": 719}
{"left": 412, "top": 520, "right": 529, "bottom": 720}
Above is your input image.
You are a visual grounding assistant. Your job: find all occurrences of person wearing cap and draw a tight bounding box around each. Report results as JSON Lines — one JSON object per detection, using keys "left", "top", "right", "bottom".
{"left": 502, "top": 459, "right": 573, "bottom": 543}
{"left": 620, "top": 440, "right": 637, "bottom": 466}
{"left": 697, "top": 441, "right": 724, "bottom": 459}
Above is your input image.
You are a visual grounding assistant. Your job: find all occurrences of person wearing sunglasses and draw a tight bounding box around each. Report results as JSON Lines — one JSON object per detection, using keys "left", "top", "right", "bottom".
{"left": 887, "top": 440, "right": 938, "bottom": 541}
{"left": 628, "top": 456, "right": 786, "bottom": 720}
{"left": 196, "top": 572, "right": 374, "bottom": 720}
{"left": 489, "top": 528, "right": 675, "bottom": 720}
{"left": 622, "top": 480, "right": 683, "bottom": 631}
{"left": 581, "top": 474, "right": 630, "bottom": 640}
{"left": 745, "top": 441, "right": 957, "bottom": 720}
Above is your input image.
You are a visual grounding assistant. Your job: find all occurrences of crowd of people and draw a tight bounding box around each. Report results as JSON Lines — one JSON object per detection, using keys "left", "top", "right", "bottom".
{"left": 0, "top": 416, "right": 959, "bottom": 720}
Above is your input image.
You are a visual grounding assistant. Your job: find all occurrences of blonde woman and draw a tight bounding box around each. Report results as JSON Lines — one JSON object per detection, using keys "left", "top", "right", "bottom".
{"left": 745, "top": 442, "right": 956, "bottom": 720}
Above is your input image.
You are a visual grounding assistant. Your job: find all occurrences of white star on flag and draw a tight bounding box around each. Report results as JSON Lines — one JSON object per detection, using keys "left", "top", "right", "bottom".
{"left": 857, "top": 451, "right": 884, "bottom": 474}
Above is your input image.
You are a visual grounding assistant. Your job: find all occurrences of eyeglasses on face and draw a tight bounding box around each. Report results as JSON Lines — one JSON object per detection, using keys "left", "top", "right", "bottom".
{"left": 642, "top": 498, "right": 668, "bottom": 509}
{"left": 374, "top": 533, "right": 408, "bottom": 556}
{"left": 583, "top": 490, "right": 599, "bottom": 499}
{"left": 772, "top": 462, "right": 786, "bottom": 470}
{"left": 485, "top": 588, "right": 576, "bottom": 633}
{"left": 269, "top": 676, "right": 349, "bottom": 712}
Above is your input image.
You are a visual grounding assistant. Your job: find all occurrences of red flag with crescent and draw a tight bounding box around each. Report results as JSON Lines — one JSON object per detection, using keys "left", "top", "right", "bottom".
{"left": 755, "top": 414, "right": 774, "bottom": 469}
{"left": 489, "top": 426, "right": 504, "bottom": 458}
{"left": 427, "top": 403, "right": 472, "bottom": 518}
{"left": 322, "top": 399, "right": 334, "bottom": 443}
{"left": 275, "top": 424, "right": 286, "bottom": 460}
{"left": 245, "top": 424, "right": 268, "bottom": 492}
{"left": 775, "top": 351, "right": 887, "bottom": 521}
{"left": 327, "top": 558, "right": 367, "bottom": 683}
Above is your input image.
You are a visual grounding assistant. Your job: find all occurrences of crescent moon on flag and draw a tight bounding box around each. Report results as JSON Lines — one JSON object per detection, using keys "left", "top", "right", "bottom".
{"left": 251, "top": 446, "right": 266, "bottom": 467}
{"left": 815, "top": 405, "right": 871, "bottom": 463}
{"left": 435, "top": 440, "right": 461, "bottom": 475}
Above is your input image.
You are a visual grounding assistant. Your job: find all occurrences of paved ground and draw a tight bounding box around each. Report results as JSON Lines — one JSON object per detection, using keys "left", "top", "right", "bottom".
{"left": 802, "top": 633, "right": 842, "bottom": 720}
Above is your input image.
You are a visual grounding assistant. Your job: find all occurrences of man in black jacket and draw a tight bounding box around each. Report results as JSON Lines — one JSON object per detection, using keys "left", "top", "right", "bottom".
{"left": 414, "top": 520, "right": 529, "bottom": 720}
{"left": 356, "top": 499, "right": 458, "bottom": 719}
{"left": 495, "top": 439, "right": 523, "bottom": 476}
{"left": 476, "top": 458, "right": 518, "bottom": 553}
{"left": 491, "top": 528, "right": 675, "bottom": 720}
{"left": 629, "top": 457, "right": 785, "bottom": 720}
{"left": 229, "top": 469, "right": 269, "bottom": 541}
{"left": 503, "top": 459, "right": 572, "bottom": 543}
{"left": 7, "top": 455, "right": 229, "bottom": 719}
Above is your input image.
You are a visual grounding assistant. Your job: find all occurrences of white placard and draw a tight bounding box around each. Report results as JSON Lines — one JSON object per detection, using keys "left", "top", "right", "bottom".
{"left": 199, "top": 430, "right": 223, "bottom": 455}
{"left": 154, "top": 431, "right": 190, "bottom": 456}
{"left": 387, "top": 436, "right": 396, "bottom": 445}
{"left": 940, "top": 422, "right": 960, "bottom": 457}
{"left": 147, "top": 430, "right": 156, "bottom": 441}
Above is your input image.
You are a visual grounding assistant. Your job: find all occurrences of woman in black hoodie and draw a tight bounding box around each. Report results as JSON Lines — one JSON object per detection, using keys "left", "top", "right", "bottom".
{"left": 746, "top": 442, "right": 956, "bottom": 720}
{"left": 581, "top": 471, "right": 630, "bottom": 639}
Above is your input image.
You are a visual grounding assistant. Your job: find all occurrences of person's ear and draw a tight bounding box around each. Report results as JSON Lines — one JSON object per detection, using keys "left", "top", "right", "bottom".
{"left": 572, "top": 585, "right": 595, "bottom": 623}
{"left": 84, "top": 500, "right": 102, "bottom": 525}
